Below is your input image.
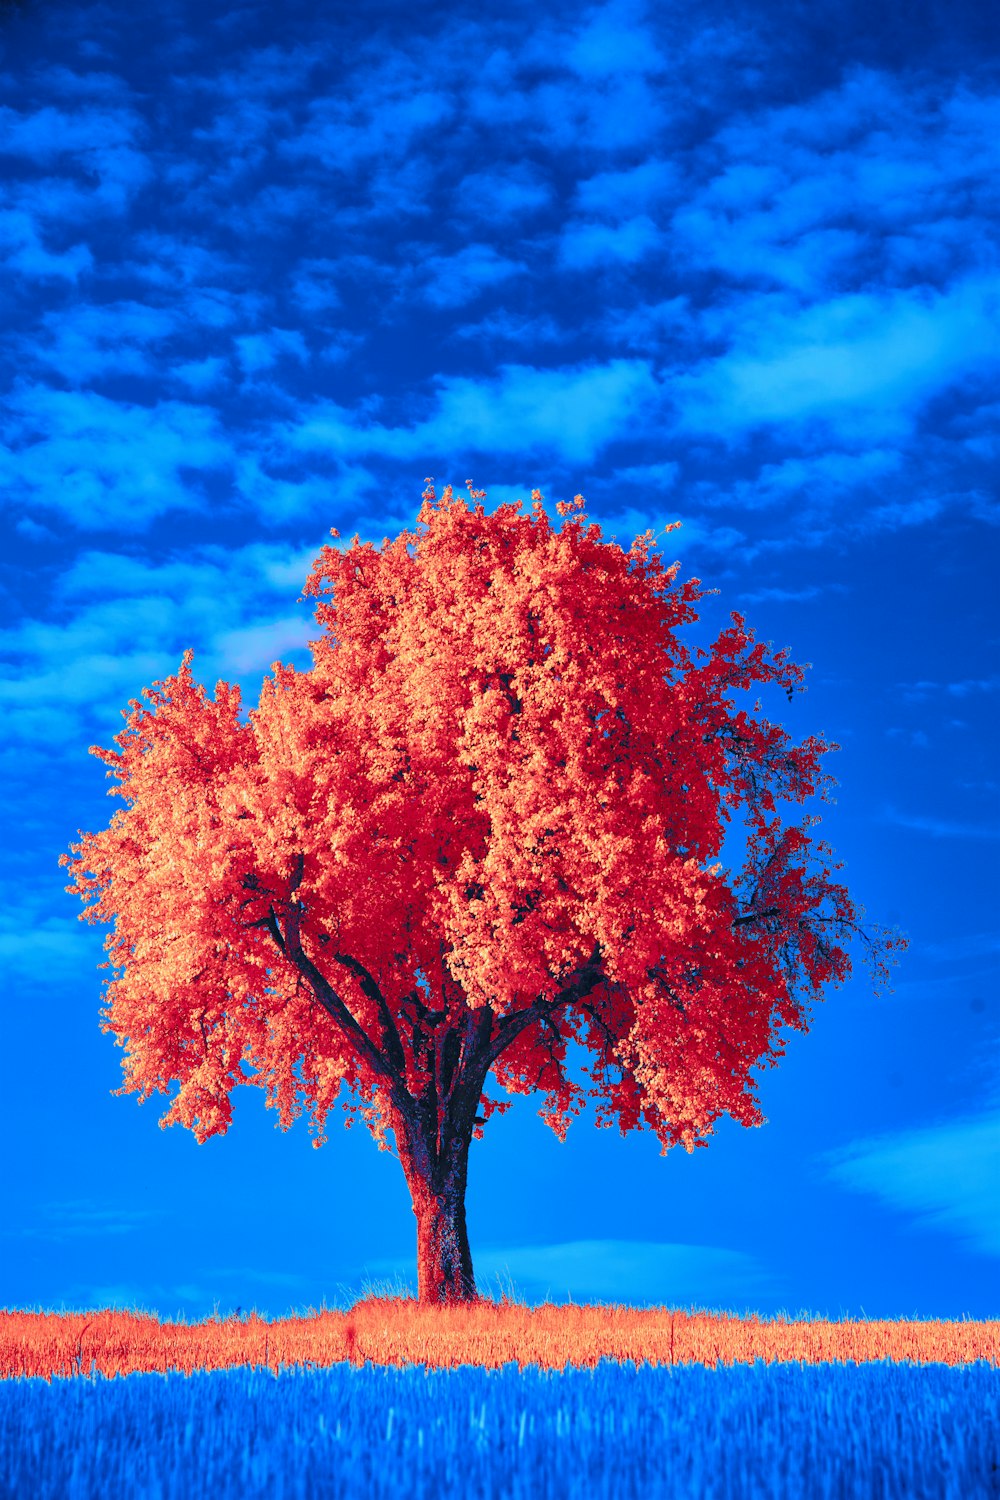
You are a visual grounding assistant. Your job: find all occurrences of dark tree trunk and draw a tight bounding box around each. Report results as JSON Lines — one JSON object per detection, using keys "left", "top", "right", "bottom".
{"left": 396, "top": 1096, "right": 480, "bottom": 1304}
{"left": 390, "top": 999, "right": 496, "bottom": 1305}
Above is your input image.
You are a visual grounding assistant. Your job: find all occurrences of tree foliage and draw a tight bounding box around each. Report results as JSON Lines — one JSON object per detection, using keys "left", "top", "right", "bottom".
{"left": 62, "top": 484, "right": 905, "bottom": 1301}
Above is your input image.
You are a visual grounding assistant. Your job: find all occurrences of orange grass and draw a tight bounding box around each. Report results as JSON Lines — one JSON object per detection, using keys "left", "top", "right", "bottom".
{"left": 3, "top": 1300, "right": 997, "bottom": 1381}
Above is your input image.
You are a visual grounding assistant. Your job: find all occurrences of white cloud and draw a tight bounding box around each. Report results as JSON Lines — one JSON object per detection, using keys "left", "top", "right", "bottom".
{"left": 234, "top": 452, "right": 377, "bottom": 524}
{"left": 289, "top": 361, "right": 661, "bottom": 466}
{"left": 912, "top": 932, "right": 1000, "bottom": 964}
{"left": 737, "top": 584, "right": 824, "bottom": 605}
{"left": 819, "top": 1112, "right": 1000, "bottom": 1257}
{"left": 234, "top": 326, "right": 310, "bottom": 375}
{"left": 0, "top": 542, "right": 325, "bottom": 755}
{"left": 559, "top": 215, "right": 662, "bottom": 270}
{"left": 0, "top": 206, "right": 93, "bottom": 281}
{"left": 172, "top": 356, "right": 229, "bottom": 393}
{"left": 0, "top": 385, "right": 233, "bottom": 529}
{"left": 24, "top": 300, "right": 178, "bottom": 383}
{"left": 281, "top": 74, "right": 452, "bottom": 171}
{"left": 0, "top": 101, "right": 143, "bottom": 164}
{"left": 879, "top": 806, "right": 1000, "bottom": 840}
{"left": 573, "top": 159, "right": 679, "bottom": 216}
{"left": 741, "top": 449, "right": 905, "bottom": 501}
{"left": 0, "top": 904, "right": 99, "bottom": 983}
{"left": 562, "top": 0, "right": 667, "bottom": 80}
{"left": 605, "top": 460, "right": 680, "bottom": 491}
{"left": 453, "top": 165, "right": 551, "bottom": 222}
{"left": 417, "top": 243, "right": 528, "bottom": 309}
{"left": 4, "top": 1201, "right": 167, "bottom": 1240}
{"left": 672, "top": 276, "right": 1000, "bottom": 443}
{"left": 452, "top": 310, "right": 564, "bottom": 347}
{"left": 0, "top": 99, "right": 151, "bottom": 217}
{"left": 214, "top": 617, "right": 313, "bottom": 673}
{"left": 673, "top": 69, "right": 1000, "bottom": 296}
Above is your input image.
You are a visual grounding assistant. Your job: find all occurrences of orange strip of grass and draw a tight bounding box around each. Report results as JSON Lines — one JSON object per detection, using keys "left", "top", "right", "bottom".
{"left": 3, "top": 1301, "right": 998, "bottom": 1381}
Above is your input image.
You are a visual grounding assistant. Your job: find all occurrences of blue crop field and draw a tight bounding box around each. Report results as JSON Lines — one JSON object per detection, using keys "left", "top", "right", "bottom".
{"left": 2, "top": 1358, "right": 997, "bottom": 1499}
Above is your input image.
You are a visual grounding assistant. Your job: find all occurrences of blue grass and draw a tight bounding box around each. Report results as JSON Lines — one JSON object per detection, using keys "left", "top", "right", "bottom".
{"left": 2, "top": 1357, "right": 997, "bottom": 1498}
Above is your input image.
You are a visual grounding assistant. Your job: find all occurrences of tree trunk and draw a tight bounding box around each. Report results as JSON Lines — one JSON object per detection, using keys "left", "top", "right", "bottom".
{"left": 398, "top": 1120, "right": 478, "bottom": 1305}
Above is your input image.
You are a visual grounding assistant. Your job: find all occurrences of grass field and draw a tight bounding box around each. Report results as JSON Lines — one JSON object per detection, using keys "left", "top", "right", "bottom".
{"left": 2, "top": 1295, "right": 997, "bottom": 1499}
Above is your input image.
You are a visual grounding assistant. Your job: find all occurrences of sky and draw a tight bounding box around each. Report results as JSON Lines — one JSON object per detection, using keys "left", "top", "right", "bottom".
{"left": 1, "top": 0, "right": 998, "bottom": 1327}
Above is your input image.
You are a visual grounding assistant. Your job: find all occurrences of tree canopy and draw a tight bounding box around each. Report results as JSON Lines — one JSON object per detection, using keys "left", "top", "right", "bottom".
{"left": 62, "top": 484, "right": 904, "bottom": 1302}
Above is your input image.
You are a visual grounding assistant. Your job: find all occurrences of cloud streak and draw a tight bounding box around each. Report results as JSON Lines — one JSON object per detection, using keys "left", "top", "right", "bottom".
{"left": 289, "top": 361, "right": 661, "bottom": 466}
{"left": 820, "top": 1112, "right": 1000, "bottom": 1258}
{"left": 363, "top": 1239, "right": 778, "bottom": 1311}
{"left": 879, "top": 806, "right": 1000, "bottom": 841}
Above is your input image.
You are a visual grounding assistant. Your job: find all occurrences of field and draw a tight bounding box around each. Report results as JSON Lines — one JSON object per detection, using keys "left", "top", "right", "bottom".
{"left": 2, "top": 1299, "right": 998, "bottom": 1498}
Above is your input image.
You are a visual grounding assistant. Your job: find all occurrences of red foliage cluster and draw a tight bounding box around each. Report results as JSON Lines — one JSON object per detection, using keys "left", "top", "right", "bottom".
{"left": 62, "top": 485, "right": 905, "bottom": 1301}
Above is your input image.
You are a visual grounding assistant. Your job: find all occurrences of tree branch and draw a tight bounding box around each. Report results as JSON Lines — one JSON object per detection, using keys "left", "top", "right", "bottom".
{"left": 485, "top": 942, "right": 605, "bottom": 1069}
{"left": 331, "top": 950, "right": 408, "bottom": 1079}
{"left": 733, "top": 906, "right": 780, "bottom": 926}
{"left": 261, "top": 898, "right": 412, "bottom": 1113}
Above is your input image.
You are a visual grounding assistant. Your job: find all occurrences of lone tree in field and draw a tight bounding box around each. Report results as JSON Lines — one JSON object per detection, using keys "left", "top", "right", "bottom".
{"left": 63, "top": 484, "right": 904, "bottom": 1305}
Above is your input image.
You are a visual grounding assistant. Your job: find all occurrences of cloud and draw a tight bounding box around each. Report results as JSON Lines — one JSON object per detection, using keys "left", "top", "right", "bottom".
{"left": 610, "top": 297, "right": 692, "bottom": 353}
{"left": 363, "top": 1239, "right": 777, "bottom": 1311}
{"left": 736, "top": 584, "right": 847, "bottom": 605}
{"left": 9, "top": 1202, "right": 166, "bottom": 1240}
{"left": 453, "top": 164, "right": 552, "bottom": 223}
{"left": 0, "top": 385, "right": 233, "bottom": 529}
{"left": 177, "top": 40, "right": 327, "bottom": 106}
{"left": 0, "top": 206, "right": 93, "bottom": 280}
{"left": 910, "top": 932, "right": 1000, "bottom": 965}
{"left": 656, "top": 516, "right": 750, "bottom": 558}
{"left": 127, "top": 233, "right": 245, "bottom": 299}
{"left": 897, "top": 675, "right": 1000, "bottom": 703}
{"left": 672, "top": 276, "right": 1000, "bottom": 443}
{"left": 0, "top": 901, "right": 99, "bottom": 983}
{"left": 234, "top": 452, "right": 378, "bottom": 525}
{"left": 0, "top": 542, "right": 322, "bottom": 758}
{"left": 281, "top": 69, "right": 452, "bottom": 172}
{"left": 3, "top": 22, "right": 990, "bottom": 562}
{"left": 214, "top": 617, "right": 313, "bottom": 673}
{"left": 878, "top": 805, "right": 1000, "bottom": 840}
{"left": 884, "top": 726, "right": 931, "bottom": 750}
{"left": 22, "top": 300, "right": 178, "bottom": 383}
{"left": 819, "top": 1112, "right": 1000, "bottom": 1257}
{"left": 30, "top": 65, "right": 135, "bottom": 103}
{"left": 956, "top": 398, "right": 1000, "bottom": 461}
{"left": 559, "top": 215, "right": 662, "bottom": 270}
{"left": 673, "top": 69, "right": 1000, "bottom": 295}
{"left": 562, "top": 0, "right": 667, "bottom": 80}
{"left": 604, "top": 459, "right": 680, "bottom": 492}
{"left": 734, "top": 449, "right": 905, "bottom": 506}
{"left": 465, "top": 54, "right": 667, "bottom": 152}
{"left": 234, "top": 326, "right": 310, "bottom": 375}
{"left": 573, "top": 159, "right": 679, "bottom": 217}
{"left": 53, "top": 540, "right": 319, "bottom": 620}
{"left": 0, "top": 98, "right": 151, "bottom": 216}
{"left": 416, "top": 243, "right": 528, "bottom": 309}
{"left": 171, "top": 355, "right": 229, "bottom": 393}
{"left": 289, "top": 361, "right": 660, "bottom": 466}
{"left": 0, "top": 101, "right": 141, "bottom": 164}
{"left": 941, "top": 681, "right": 995, "bottom": 696}
{"left": 288, "top": 258, "right": 342, "bottom": 312}
{"left": 452, "top": 310, "right": 564, "bottom": 347}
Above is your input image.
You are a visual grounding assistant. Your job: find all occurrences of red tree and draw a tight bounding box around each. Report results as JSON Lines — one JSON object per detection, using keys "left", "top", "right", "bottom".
{"left": 62, "top": 484, "right": 904, "bottom": 1305}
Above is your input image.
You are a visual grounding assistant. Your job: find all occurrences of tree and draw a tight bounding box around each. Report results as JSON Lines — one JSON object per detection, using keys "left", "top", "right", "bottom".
{"left": 62, "top": 483, "right": 905, "bottom": 1305}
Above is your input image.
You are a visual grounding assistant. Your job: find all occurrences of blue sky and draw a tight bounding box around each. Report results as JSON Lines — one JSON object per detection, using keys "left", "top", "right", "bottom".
{"left": 2, "top": 0, "right": 997, "bottom": 1324}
